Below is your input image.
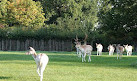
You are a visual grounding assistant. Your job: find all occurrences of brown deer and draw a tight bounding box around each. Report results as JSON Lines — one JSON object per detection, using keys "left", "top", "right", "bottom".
{"left": 116, "top": 44, "right": 124, "bottom": 59}
{"left": 74, "top": 34, "right": 93, "bottom": 62}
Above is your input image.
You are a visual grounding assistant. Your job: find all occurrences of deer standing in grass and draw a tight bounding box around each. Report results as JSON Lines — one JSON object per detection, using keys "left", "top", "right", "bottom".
{"left": 74, "top": 34, "right": 93, "bottom": 62}
{"left": 124, "top": 44, "right": 133, "bottom": 56}
{"left": 26, "top": 47, "right": 49, "bottom": 81}
{"left": 75, "top": 34, "right": 88, "bottom": 58}
{"left": 108, "top": 44, "right": 115, "bottom": 56}
{"left": 116, "top": 44, "right": 124, "bottom": 59}
{"left": 96, "top": 43, "right": 103, "bottom": 56}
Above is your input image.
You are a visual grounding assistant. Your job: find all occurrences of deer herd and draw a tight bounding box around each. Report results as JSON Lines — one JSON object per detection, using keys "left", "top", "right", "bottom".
{"left": 74, "top": 34, "right": 133, "bottom": 62}
{"left": 24, "top": 34, "right": 133, "bottom": 81}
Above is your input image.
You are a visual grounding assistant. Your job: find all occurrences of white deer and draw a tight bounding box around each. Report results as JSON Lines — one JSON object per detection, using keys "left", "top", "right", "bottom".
{"left": 96, "top": 43, "right": 103, "bottom": 56}
{"left": 124, "top": 44, "right": 133, "bottom": 56}
{"left": 74, "top": 35, "right": 93, "bottom": 62}
{"left": 108, "top": 44, "right": 115, "bottom": 56}
{"left": 25, "top": 47, "right": 49, "bottom": 81}
{"left": 116, "top": 44, "right": 124, "bottom": 59}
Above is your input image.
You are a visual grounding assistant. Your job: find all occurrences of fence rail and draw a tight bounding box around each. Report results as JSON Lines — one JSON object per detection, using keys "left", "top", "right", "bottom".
{"left": 0, "top": 39, "right": 73, "bottom": 51}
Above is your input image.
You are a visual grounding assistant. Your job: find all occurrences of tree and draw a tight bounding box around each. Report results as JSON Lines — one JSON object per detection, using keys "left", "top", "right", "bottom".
{"left": 40, "top": 0, "right": 98, "bottom": 40}
{"left": 0, "top": 0, "right": 45, "bottom": 28}
{"left": 98, "top": 0, "right": 137, "bottom": 44}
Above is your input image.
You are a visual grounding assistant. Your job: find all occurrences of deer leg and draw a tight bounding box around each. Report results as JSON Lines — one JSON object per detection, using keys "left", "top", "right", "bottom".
{"left": 77, "top": 48, "right": 80, "bottom": 57}
{"left": 76, "top": 48, "right": 78, "bottom": 55}
{"left": 97, "top": 51, "right": 98, "bottom": 56}
{"left": 127, "top": 52, "right": 128, "bottom": 56}
{"left": 40, "top": 68, "right": 43, "bottom": 81}
{"left": 110, "top": 52, "right": 112, "bottom": 56}
{"left": 100, "top": 51, "right": 102, "bottom": 55}
{"left": 79, "top": 51, "right": 81, "bottom": 58}
{"left": 117, "top": 52, "right": 119, "bottom": 59}
{"left": 88, "top": 53, "right": 91, "bottom": 62}
{"left": 84, "top": 53, "right": 86, "bottom": 62}
{"left": 39, "top": 67, "right": 43, "bottom": 81}
{"left": 40, "top": 64, "right": 47, "bottom": 81}
{"left": 37, "top": 64, "right": 41, "bottom": 76}
{"left": 119, "top": 53, "right": 122, "bottom": 59}
{"left": 109, "top": 51, "right": 110, "bottom": 56}
{"left": 130, "top": 51, "right": 132, "bottom": 56}
{"left": 82, "top": 53, "right": 84, "bottom": 62}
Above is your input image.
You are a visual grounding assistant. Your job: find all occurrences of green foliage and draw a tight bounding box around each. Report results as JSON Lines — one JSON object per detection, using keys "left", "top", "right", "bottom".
{"left": 98, "top": 0, "right": 137, "bottom": 44}
{"left": 1, "top": 0, "right": 137, "bottom": 46}
{"left": 0, "top": 27, "right": 7, "bottom": 39}
{"left": 42, "top": 0, "right": 98, "bottom": 36}
{"left": 0, "top": 0, "right": 45, "bottom": 28}
{"left": 0, "top": 26, "right": 97, "bottom": 41}
{"left": 0, "top": 0, "right": 100, "bottom": 40}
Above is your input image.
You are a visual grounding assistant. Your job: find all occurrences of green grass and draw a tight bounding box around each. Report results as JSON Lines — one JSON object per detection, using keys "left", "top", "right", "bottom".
{"left": 0, "top": 51, "right": 137, "bottom": 81}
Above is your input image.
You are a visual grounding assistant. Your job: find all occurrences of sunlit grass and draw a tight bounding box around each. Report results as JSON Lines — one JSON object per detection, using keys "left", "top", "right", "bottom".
{"left": 0, "top": 51, "right": 137, "bottom": 81}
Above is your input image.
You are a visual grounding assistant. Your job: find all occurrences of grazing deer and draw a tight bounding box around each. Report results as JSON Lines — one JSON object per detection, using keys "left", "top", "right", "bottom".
{"left": 74, "top": 35, "right": 93, "bottom": 62}
{"left": 116, "top": 44, "right": 124, "bottom": 59}
{"left": 96, "top": 43, "right": 103, "bottom": 56}
{"left": 25, "top": 47, "right": 49, "bottom": 81}
{"left": 108, "top": 44, "right": 115, "bottom": 56}
{"left": 124, "top": 44, "right": 133, "bottom": 56}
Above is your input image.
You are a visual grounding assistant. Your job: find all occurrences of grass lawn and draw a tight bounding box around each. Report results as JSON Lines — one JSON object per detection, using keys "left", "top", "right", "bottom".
{"left": 0, "top": 51, "right": 137, "bottom": 81}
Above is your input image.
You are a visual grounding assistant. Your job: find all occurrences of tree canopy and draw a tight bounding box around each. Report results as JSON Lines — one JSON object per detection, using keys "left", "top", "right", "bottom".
{"left": 98, "top": 0, "right": 137, "bottom": 44}
{"left": 42, "top": 0, "right": 98, "bottom": 34}
{"left": 0, "top": 0, "right": 45, "bottom": 28}
{"left": 0, "top": 0, "right": 137, "bottom": 46}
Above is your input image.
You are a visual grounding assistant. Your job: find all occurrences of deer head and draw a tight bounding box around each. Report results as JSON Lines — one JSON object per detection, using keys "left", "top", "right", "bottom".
{"left": 74, "top": 35, "right": 81, "bottom": 48}
{"left": 26, "top": 47, "right": 37, "bottom": 55}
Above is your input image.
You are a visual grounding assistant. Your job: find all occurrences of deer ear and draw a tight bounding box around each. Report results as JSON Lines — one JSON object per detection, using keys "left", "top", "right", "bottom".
{"left": 29, "top": 47, "right": 33, "bottom": 50}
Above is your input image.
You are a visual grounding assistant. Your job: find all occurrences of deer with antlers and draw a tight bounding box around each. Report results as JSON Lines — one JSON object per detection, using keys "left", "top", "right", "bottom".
{"left": 74, "top": 34, "right": 93, "bottom": 62}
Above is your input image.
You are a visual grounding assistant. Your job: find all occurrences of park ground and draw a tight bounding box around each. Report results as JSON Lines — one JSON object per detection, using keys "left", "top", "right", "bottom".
{"left": 0, "top": 51, "right": 137, "bottom": 81}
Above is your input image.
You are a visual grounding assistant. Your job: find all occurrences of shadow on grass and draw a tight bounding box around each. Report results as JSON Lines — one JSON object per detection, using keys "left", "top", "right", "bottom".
{"left": 0, "top": 54, "right": 32, "bottom": 61}
{"left": 48, "top": 53, "right": 137, "bottom": 69}
{"left": 0, "top": 51, "right": 137, "bottom": 69}
{"left": 0, "top": 76, "right": 11, "bottom": 79}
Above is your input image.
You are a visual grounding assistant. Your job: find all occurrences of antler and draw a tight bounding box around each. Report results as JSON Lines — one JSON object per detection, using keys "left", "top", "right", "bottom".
{"left": 74, "top": 35, "right": 79, "bottom": 42}
{"left": 83, "top": 33, "right": 88, "bottom": 45}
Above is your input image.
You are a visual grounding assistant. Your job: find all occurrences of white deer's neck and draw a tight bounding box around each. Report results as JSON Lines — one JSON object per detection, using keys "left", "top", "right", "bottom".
{"left": 32, "top": 53, "right": 37, "bottom": 60}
